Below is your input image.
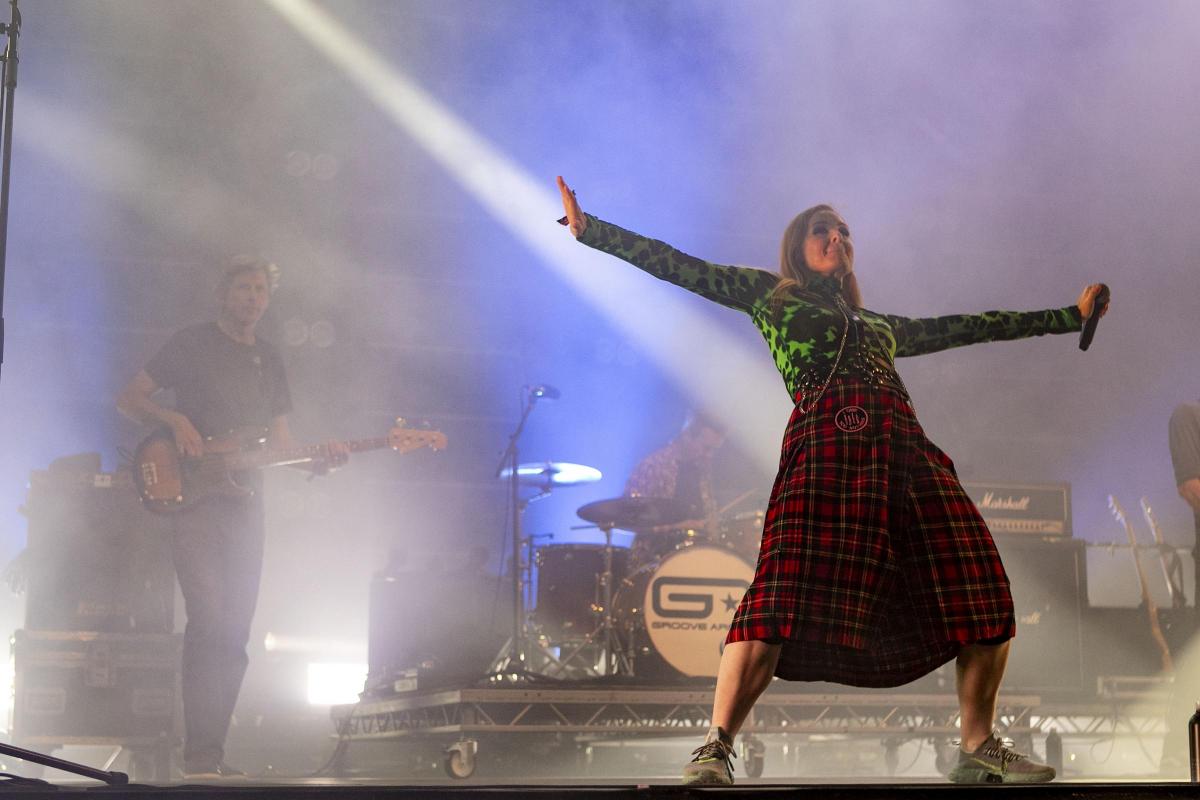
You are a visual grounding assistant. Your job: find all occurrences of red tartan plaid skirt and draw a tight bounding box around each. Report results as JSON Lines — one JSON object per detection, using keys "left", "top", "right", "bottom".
{"left": 726, "top": 377, "right": 1015, "bottom": 687}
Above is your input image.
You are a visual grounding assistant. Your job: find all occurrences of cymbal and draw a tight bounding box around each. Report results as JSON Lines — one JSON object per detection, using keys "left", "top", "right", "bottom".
{"left": 576, "top": 495, "right": 692, "bottom": 531}
{"left": 500, "top": 461, "right": 602, "bottom": 488}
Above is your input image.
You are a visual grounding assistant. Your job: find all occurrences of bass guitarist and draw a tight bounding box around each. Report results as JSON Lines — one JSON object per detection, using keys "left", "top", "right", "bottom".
{"left": 117, "top": 255, "right": 349, "bottom": 779}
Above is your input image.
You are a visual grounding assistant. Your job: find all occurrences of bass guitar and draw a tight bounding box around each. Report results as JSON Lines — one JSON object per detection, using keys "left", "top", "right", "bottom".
{"left": 132, "top": 421, "right": 446, "bottom": 513}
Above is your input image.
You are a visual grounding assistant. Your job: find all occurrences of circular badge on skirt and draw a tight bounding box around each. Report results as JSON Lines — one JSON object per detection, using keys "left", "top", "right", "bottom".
{"left": 835, "top": 405, "right": 869, "bottom": 433}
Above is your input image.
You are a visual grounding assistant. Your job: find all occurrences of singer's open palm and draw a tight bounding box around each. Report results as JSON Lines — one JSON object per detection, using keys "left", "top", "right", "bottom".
{"left": 557, "top": 176, "right": 587, "bottom": 238}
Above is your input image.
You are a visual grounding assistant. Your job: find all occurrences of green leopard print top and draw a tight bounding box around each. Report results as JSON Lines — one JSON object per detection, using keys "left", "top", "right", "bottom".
{"left": 578, "top": 215, "right": 1084, "bottom": 399}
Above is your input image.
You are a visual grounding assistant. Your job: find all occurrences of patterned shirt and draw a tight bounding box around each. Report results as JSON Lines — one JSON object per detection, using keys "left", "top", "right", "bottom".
{"left": 578, "top": 214, "right": 1084, "bottom": 399}
{"left": 624, "top": 438, "right": 716, "bottom": 521}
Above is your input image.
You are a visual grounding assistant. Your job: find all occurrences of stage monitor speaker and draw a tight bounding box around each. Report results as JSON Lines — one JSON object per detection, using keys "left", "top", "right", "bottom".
{"left": 992, "top": 534, "right": 1087, "bottom": 695}
{"left": 365, "top": 555, "right": 510, "bottom": 694}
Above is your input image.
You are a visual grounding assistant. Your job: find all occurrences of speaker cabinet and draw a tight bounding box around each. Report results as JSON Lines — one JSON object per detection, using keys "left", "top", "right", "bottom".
{"left": 992, "top": 534, "right": 1087, "bottom": 694}
{"left": 23, "top": 459, "right": 174, "bottom": 633}
{"left": 366, "top": 562, "right": 511, "bottom": 694}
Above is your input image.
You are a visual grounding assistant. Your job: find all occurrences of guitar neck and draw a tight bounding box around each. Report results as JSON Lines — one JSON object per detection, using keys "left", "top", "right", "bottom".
{"left": 226, "top": 437, "right": 390, "bottom": 471}
{"left": 1111, "top": 496, "right": 1174, "bottom": 674}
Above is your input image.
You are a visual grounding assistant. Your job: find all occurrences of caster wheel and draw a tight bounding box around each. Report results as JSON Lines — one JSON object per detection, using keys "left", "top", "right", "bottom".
{"left": 444, "top": 740, "right": 478, "bottom": 779}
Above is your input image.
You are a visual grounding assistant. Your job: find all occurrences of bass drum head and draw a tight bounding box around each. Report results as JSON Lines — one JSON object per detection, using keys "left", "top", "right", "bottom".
{"left": 616, "top": 546, "right": 754, "bottom": 679}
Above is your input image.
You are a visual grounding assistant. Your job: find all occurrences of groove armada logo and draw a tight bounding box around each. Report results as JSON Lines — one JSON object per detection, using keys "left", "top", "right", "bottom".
{"left": 639, "top": 547, "right": 755, "bottom": 677}
{"left": 650, "top": 576, "right": 751, "bottom": 623}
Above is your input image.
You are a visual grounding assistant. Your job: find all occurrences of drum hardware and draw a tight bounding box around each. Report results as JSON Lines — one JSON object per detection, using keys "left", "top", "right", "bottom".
{"left": 540, "top": 520, "right": 632, "bottom": 678}
{"left": 715, "top": 509, "right": 767, "bottom": 562}
{"left": 537, "top": 496, "right": 693, "bottom": 678}
{"left": 532, "top": 542, "right": 630, "bottom": 644}
{"left": 519, "top": 494, "right": 764, "bottom": 682}
{"left": 487, "top": 382, "right": 601, "bottom": 681}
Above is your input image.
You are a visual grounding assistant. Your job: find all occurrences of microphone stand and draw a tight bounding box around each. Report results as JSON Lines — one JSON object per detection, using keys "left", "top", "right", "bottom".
{"left": 0, "top": 5, "right": 126, "bottom": 784}
{"left": 0, "top": 1, "right": 107, "bottom": 784}
{"left": 0, "top": 0, "right": 19, "bottom": 385}
{"left": 487, "top": 388, "right": 541, "bottom": 680}
{"left": 0, "top": 741, "right": 129, "bottom": 786}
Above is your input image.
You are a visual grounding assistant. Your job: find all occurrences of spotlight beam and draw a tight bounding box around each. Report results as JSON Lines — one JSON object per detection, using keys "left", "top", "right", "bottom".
{"left": 264, "top": 0, "right": 791, "bottom": 472}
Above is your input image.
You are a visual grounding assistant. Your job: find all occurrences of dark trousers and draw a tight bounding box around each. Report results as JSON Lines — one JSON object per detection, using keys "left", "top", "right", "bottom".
{"left": 171, "top": 495, "right": 265, "bottom": 769}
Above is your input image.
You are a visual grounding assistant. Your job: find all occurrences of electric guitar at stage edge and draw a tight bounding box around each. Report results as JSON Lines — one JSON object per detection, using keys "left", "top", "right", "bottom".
{"left": 132, "top": 421, "right": 446, "bottom": 513}
{"left": 1107, "top": 495, "right": 1174, "bottom": 674}
{"left": 1139, "top": 496, "right": 1187, "bottom": 609}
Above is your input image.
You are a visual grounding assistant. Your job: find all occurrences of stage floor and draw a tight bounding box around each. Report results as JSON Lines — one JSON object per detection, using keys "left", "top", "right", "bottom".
{"left": 1, "top": 777, "right": 1197, "bottom": 800}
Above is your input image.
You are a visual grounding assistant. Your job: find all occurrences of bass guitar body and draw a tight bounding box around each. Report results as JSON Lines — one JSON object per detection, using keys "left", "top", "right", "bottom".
{"left": 133, "top": 428, "right": 265, "bottom": 513}
{"left": 132, "top": 422, "right": 446, "bottom": 514}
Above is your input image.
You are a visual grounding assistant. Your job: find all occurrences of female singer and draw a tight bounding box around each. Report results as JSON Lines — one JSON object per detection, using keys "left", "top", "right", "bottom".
{"left": 557, "top": 176, "right": 1106, "bottom": 784}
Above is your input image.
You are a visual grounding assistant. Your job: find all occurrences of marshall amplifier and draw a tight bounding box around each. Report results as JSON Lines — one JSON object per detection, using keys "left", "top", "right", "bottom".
{"left": 962, "top": 481, "right": 1072, "bottom": 538}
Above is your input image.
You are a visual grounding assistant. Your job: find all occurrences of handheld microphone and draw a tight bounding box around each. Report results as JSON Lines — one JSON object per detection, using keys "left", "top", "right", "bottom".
{"left": 1078, "top": 283, "right": 1110, "bottom": 352}
{"left": 529, "top": 384, "right": 561, "bottom": 400}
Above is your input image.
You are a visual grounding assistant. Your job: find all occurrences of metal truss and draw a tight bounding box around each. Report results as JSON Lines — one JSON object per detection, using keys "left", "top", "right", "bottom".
{"left": 330, "top": 688, "right": 1047, "bottom": 741}
{"left": 1030, "top": 707, "right": 1169, "bottom": 740}
{"left": 329, "top": 686, "right": 1176, "bottom": 779}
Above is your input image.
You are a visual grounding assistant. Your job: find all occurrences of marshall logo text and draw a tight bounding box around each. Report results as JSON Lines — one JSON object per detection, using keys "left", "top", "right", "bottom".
{"left": 979, "top": 492, "right": 1032, "bottom": 511}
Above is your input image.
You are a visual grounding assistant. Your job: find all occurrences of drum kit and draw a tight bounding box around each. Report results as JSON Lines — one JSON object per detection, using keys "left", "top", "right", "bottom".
{"left": 493, "top": 460, "right": 762, "bottom": 682}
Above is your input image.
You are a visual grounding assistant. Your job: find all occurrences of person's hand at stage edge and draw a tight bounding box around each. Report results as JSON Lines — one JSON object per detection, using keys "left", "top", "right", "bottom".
{"left": 1077, "top": 283, "right": 1110, "bottom": 320}
{"left": 557, "top": 176, "right": 587, "bottom": 238}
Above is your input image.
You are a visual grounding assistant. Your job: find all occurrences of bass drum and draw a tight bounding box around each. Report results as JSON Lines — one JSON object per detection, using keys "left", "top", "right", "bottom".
{"left": 614, "top": 546, "right": 754, "bottom": 680}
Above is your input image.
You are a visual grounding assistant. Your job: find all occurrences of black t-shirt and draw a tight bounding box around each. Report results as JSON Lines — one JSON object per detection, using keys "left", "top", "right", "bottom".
{"left": 1169, "top": 402, "right": 1200, "bottom": 487}
{"left": 144, "top": 322, "right": 292, "bottom": 439}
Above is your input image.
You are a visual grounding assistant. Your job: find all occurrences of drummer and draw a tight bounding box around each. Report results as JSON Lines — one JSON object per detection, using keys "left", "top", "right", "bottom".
{"left": 625, "top": 411, "right": 727, "bottom": 568}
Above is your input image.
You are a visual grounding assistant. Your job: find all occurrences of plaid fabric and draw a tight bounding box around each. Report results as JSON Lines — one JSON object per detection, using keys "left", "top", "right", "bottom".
{"left": 727, "top": 378, "right": 1015, "bottom": 687}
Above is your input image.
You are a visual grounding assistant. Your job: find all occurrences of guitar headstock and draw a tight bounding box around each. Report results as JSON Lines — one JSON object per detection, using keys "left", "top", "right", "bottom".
{"left": 1107, "top": 494, "right": 1128, "bottom": 526}
{"left": 1139, "top": 496, "right": 1161, "bottom": 530}
{"left": 387, "top": 424, "right": 447, "bottom": 454}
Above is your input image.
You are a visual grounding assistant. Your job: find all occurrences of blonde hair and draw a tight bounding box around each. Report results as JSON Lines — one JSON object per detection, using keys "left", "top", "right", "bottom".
{"left": 770, "top": 204, "right": 862, "bottom": 309}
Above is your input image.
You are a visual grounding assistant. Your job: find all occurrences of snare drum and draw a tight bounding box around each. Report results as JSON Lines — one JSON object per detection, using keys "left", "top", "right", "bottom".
{"left": 533, "top": 544, "right": 629, "bottom": 643}
{"left": 613, "top": 546, "right": 754, "bottom": 679}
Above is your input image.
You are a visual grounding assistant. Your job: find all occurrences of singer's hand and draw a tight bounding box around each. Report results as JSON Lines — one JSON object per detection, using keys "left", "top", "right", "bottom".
{"left": 1077, "top": 283, "right": 1110, "bottom": 320}
{"left": 556, "top": 176, "right": 587, "bottom": 238}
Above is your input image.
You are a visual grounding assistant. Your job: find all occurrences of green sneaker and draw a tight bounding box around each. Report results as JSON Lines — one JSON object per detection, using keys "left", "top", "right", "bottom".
{"left": 682, "top": 726, "right": 736, "bottom": 786}
{"left": 948, "top": 733, "right": 1056, "bottom": 784}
